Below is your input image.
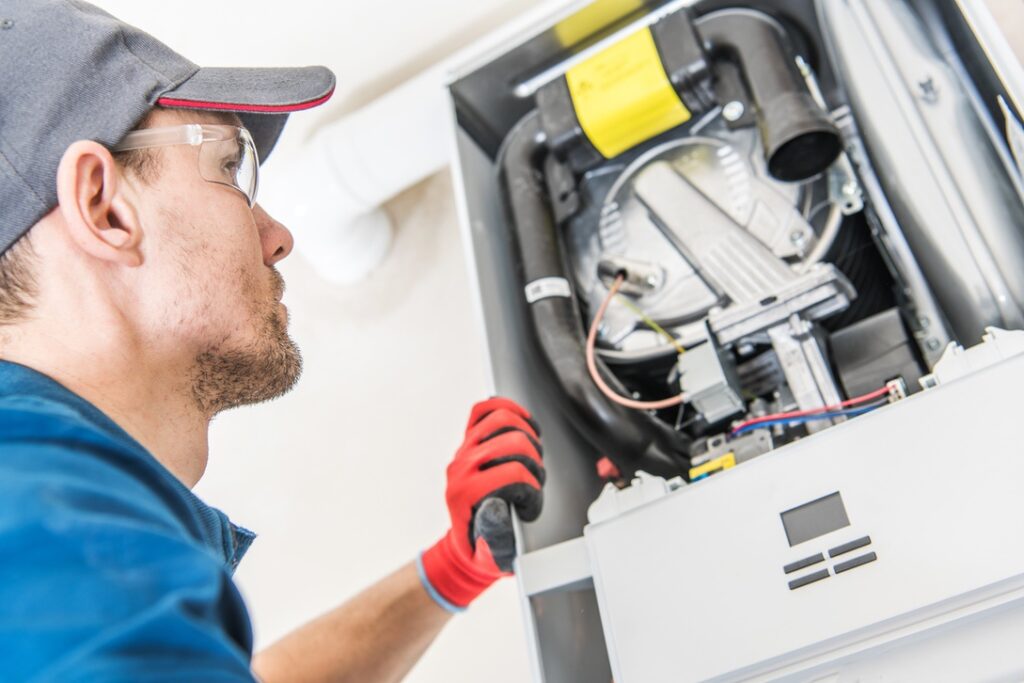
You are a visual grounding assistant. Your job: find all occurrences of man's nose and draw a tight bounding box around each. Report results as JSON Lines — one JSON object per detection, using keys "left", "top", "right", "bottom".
{"left": 254, "top": 204, "right": 295, "bottom": 266}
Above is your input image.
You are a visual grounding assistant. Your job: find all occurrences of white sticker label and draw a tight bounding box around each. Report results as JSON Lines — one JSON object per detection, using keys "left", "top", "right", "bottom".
{"left": 525, "top": 277, "right": 572, "bottom": 303}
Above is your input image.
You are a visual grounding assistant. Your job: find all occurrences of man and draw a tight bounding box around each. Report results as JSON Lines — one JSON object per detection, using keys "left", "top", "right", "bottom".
{"left": 0, "top": 2, "right": 545, "bottom": 681}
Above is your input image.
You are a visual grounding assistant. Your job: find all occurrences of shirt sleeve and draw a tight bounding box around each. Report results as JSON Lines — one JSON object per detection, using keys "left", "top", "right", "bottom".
{"left": 0, "top": 437, "right": 258, "bottom": 682}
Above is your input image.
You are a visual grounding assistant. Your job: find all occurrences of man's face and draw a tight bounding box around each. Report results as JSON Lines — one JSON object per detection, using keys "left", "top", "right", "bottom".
{"left": 126, "top": 108, "right": 301, "bottom": 415}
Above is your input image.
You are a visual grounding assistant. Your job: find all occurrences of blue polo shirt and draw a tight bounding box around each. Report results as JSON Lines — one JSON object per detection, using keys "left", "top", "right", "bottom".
{"left": 0, "top": 360, "right": 258, "bottom": 681}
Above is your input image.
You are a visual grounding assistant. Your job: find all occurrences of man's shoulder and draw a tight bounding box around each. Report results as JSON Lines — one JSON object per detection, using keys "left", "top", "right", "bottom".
{"left": 0, "top": 387, "right": 167, "bottom": 499}
{"left": 0, "top": 391, "right": 256, "bottom": 680}
{"left": 0, "top": 390, "right": 192, "bottom": 542}
{"left": 0, "top": 384, "right": 229, "bottom": 562}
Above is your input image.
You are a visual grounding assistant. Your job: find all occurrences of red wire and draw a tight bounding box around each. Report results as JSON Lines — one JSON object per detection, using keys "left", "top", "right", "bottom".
{"left": 730, "top": 385, "right": 891, "bottom": 434}
{"left": 585, "top": 275, "right": 687, "bottom": 410}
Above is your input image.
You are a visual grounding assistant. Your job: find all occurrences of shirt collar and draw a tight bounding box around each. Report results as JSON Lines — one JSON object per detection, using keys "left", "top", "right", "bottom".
{"left": 0, "top": 359, "right": 256, "bottom": 570}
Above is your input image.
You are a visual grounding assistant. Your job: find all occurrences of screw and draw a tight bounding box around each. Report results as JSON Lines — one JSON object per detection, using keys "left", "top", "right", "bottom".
{"left": 918, "top": 77, "right": 938, "bottom": 102}
{"left": 0, "top": 19, "right": 13, "bottom": 29}
{"left": 917, "top": 316, "right": 930, "bottom": 329}
{"left": 927, "top": 338, "right": 942, "bottom": 351}
{"left": 842, "top": 180, "right": 858, "bottom": 196}
{"left": 722, "top": 101, "right": 745, "bottom": 122}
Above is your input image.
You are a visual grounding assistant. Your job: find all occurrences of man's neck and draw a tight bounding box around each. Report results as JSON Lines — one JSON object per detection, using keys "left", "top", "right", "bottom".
{"left": 1, "top": 324, "right": 210, "bottom": 488}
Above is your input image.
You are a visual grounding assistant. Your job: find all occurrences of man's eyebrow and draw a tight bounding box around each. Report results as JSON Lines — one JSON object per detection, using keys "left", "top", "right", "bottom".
{"left": 212, "top": 112, "right": 244, "bottom": 127}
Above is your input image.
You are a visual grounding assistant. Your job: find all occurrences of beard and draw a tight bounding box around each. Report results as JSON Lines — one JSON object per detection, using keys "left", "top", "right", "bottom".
{"left": 190, "top": 269, "right": 303, "bottom": 416}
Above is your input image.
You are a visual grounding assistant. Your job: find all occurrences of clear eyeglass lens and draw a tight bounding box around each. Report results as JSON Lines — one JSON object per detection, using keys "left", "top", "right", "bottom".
{"left": 198, "top": 128, "right": 259, "bottom": 207}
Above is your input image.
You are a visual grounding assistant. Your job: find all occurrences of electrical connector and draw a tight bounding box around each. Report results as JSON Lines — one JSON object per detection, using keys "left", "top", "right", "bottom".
{"left": 885, "top": 378, "right": 908, "bottom": 402}
{"left": 689, "top": 452, "right": 736, "bottom": 481}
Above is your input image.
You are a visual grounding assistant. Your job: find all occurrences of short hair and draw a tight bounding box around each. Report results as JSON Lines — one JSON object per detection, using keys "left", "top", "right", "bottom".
{"left": 0, "top": 233, "right": 39, "bottom": 326}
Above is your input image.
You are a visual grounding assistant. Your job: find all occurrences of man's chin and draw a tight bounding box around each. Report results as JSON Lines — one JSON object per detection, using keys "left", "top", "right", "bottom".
{"left": 191, "top": 326, "right": 303, "bottom": 416}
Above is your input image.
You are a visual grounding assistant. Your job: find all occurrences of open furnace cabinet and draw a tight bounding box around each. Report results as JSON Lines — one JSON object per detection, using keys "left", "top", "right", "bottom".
{"left": 446, "top": 1, "right": 1024, "bottom": 681}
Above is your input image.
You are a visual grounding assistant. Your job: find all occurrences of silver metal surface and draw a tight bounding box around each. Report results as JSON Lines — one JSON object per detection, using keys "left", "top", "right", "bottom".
{"left": 767, "top": 316, "right": 845, "bottom": 433}
{"left": 832, "top": 106, "right": 953, "bottom": 366}
{"left": 569, "top": 115, "right": 828, "bottom": 351}
{"left": 818, "top": 0, "right": 1024, "bottom": 345}
{"left": 707, "top": 263, "right": 854, "bottom": 346}
{"left": 632, "top": 160, "right": 800, "bottom": 304}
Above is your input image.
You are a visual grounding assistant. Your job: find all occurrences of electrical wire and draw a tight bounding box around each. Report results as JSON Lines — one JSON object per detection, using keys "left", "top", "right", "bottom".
{"left": 731, "top": 402, "right": 885, "bottom": 437}
{"left": 730, "top": 385, "right": 891, "bottom": 435}
{"left": 614, "top": 294, "right": 686, "bottom": 355}
{"left": 586, "top": 274, "right": 687, "bottom": 410}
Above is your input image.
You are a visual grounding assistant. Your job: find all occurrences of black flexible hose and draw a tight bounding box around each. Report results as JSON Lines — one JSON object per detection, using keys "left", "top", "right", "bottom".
{"left": 695, "top": 8, "right": 841, "bottom": 181}
{"left": 498, "top": 112, "right": 691, "bottom": 478}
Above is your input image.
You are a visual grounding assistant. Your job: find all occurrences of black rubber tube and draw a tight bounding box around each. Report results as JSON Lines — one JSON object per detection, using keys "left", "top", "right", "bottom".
{"left": 499, "top": 112, "right": 691, "bottom": 478}
{"left": 696, "top": 8, "right": 841, "bottom": 181}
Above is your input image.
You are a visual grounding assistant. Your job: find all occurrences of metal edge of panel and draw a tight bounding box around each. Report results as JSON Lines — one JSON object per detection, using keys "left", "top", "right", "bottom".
{"left": 953, "top": 0, "right": 1024, "bottom": 117}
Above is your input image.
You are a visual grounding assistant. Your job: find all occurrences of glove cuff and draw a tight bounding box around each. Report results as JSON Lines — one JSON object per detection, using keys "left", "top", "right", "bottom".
{"left": 419, "top": 531, "right": 499, "bottom": 612}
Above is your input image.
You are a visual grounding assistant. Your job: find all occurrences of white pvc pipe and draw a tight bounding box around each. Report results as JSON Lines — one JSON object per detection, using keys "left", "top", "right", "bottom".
{"left": 260, "top": 64, "right": 453, "bottom": 285}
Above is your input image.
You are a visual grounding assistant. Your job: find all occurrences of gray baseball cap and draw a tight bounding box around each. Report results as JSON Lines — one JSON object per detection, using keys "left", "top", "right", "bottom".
{"left": 0, "top": 0, "right": 336, "bottom": 254}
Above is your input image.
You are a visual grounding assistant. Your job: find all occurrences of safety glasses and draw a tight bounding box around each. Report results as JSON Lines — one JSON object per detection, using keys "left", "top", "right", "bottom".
{"left": 112, "top": 124, "right": 259, "bottom": 207}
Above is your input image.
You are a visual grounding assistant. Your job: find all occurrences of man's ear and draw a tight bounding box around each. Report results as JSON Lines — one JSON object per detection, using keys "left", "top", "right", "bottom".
{"left": 55, "top": 140, "right": 144, "bottom": 267}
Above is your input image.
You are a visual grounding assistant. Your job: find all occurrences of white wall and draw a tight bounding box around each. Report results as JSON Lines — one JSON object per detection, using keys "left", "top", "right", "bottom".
{"left": 89, "top": 1, "right": 546, "bottom": 681}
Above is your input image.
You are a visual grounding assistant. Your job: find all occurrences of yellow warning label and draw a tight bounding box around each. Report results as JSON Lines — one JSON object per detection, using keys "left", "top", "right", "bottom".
{"left": 553, "top": 0, "right": 645, "bottom": 47}
{"left": 689, "top": 453, "right": 737, "bottom": 480}
{"left": 566, "top": 27, "right": 691, "bottom": 159}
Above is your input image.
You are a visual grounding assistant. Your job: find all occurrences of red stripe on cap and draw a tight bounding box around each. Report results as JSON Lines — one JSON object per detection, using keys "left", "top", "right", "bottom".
{"left": 157, "top": 86, "right": 335, "bottom": 114}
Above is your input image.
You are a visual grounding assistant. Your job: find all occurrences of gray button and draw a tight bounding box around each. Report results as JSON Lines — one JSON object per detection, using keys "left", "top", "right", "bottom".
{"left": 829, "top": 535, "right": 871, "bottom": 558}
{"left": 788, "top": 568, "right": 830, "bottom": 590}
{"left": 834, "top": 551, "right": 878, "bottom": 574}
{"left": 784, "top": 553, "right": 825, "bottom": 574}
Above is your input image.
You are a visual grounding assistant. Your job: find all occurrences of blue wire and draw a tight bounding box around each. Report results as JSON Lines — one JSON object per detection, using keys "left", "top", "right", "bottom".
{"left": 731, "top": 404, "right": 882, "bottom": 438}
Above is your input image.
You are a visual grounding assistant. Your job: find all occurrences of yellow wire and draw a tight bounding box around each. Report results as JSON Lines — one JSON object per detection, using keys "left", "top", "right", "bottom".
{"left": 615, "top": 294, "right": 686, "bottom": 356}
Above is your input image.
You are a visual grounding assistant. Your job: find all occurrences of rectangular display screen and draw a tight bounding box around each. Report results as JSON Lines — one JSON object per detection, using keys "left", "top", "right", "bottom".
{"left": 781, "top": 492, "right": 851, "bottom": 546}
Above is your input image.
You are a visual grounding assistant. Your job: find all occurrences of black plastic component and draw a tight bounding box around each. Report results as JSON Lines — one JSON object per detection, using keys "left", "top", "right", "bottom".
{"left": 829, "top": 536, "right": 872, "bottom": 558}
{"left": 830, "top": 308, "right": 925, "bottom": 398}
{"left": 788, "top": 568, "right": 830, "bottom": 590}
{"left": 536, "top": 80, "right": 605, "bottom": 173}
{"left": 499, "top": 112, "right": 691, "bottom": 478}
{"left": 695, "top": 9, "right": 841, "bottom": 181}
{"left": 649, "top": 9, "right": 716, "bottom": 115}
{"left": 543, "top": 153, "right": 581, "bottom": 224}
{"left": 784, "top": 553, "right": 825, "bottom": 574}
{"left": 710, "top": 61, "right": 758, "bottom": 130}
{"left": 834, "top": 551, "right": 878, "bottom": 574}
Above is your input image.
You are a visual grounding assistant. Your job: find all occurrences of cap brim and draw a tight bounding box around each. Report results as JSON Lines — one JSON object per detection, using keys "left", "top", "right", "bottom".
{"left": 156, "top": 65, "right": 336, "bottom": 161}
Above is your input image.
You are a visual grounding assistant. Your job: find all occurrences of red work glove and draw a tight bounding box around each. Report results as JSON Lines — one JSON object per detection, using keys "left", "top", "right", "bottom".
{"left": 418, "top": 397, "right": 545, "bottom": 612}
